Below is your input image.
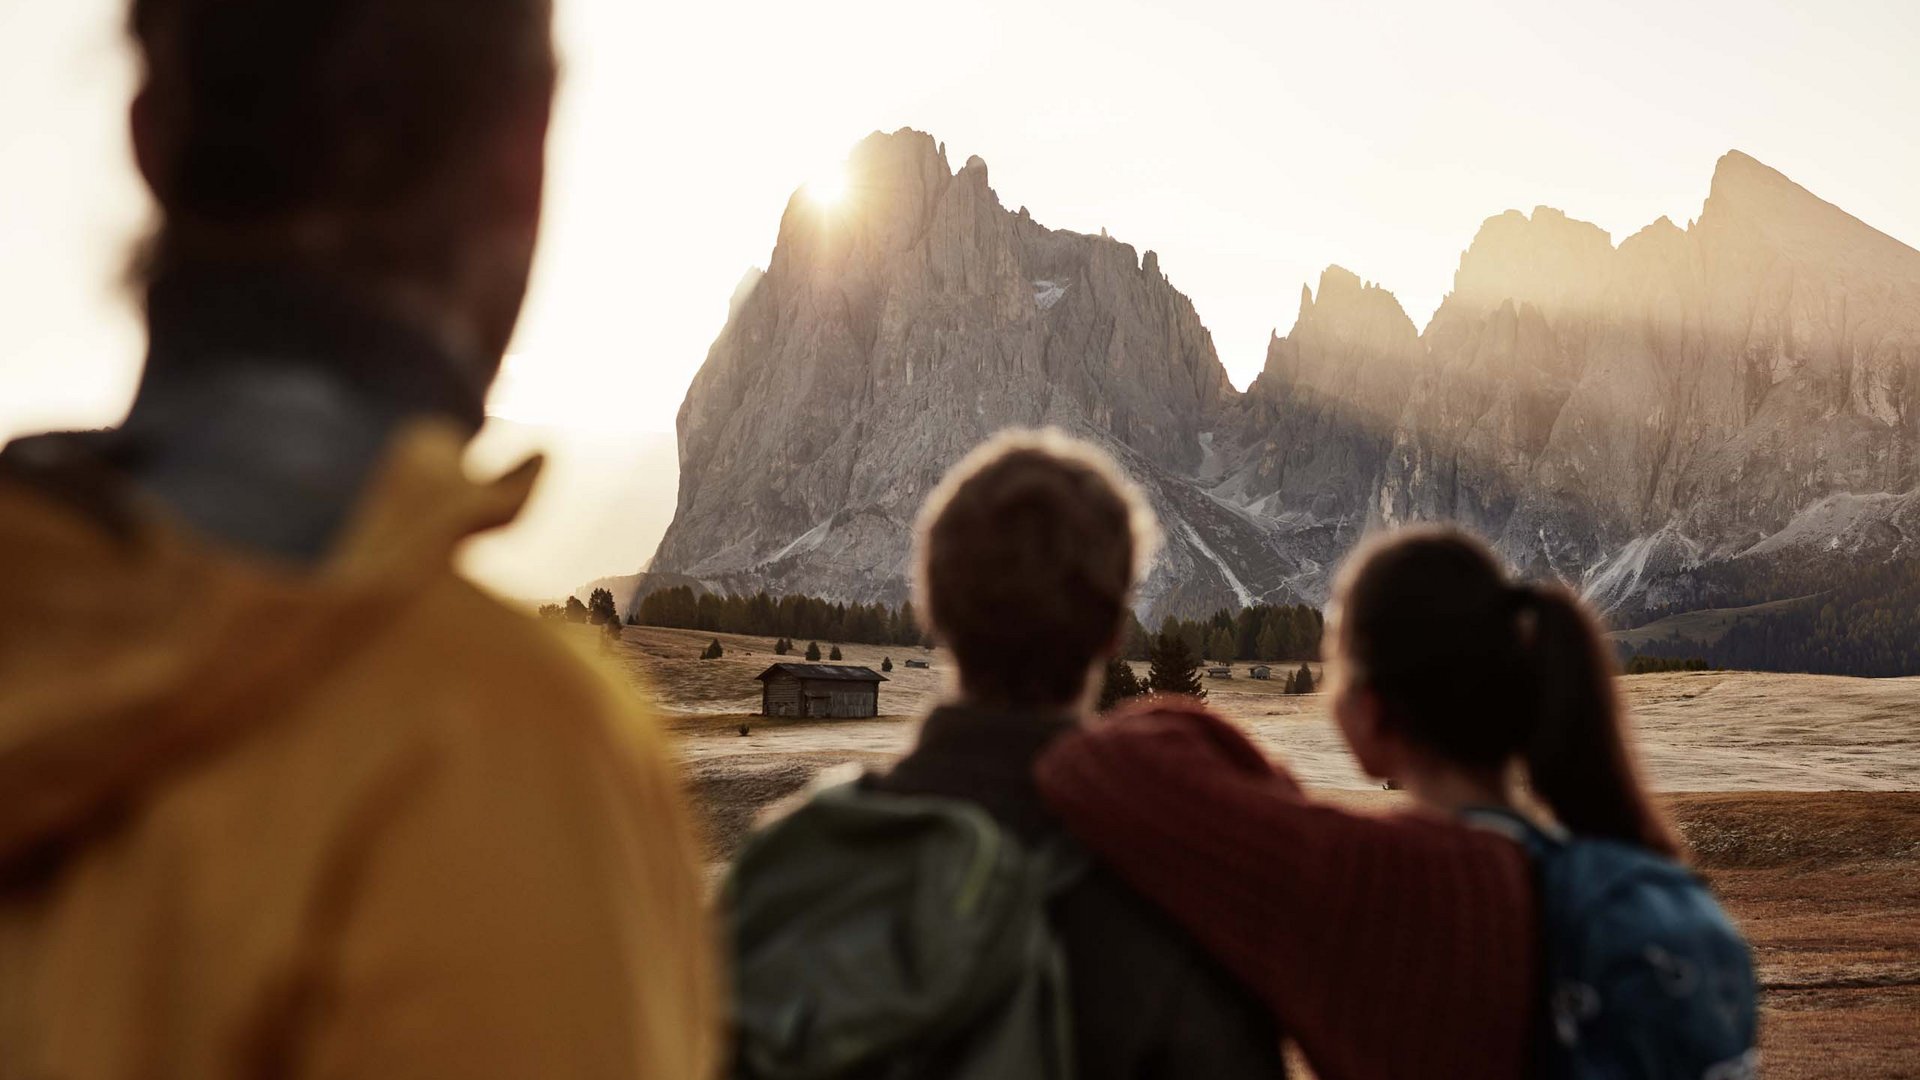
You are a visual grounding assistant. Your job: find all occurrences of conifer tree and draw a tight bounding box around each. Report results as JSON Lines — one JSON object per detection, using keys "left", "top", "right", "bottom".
{"left": 1206, "top": 627, "right": 1236, "bottom": 663}
{"left": 805, "top": 641, "right": 822, "bottom": 662}
{"left": 1096, "top": 657, "right": 1144, "bottom": 711}
{"left": 1256, "top": 622, "right": 1283, "bottom": 662}
{"left": 587, "top": 588, "right": 618, "bottom": 626}
{"left": 701, "top": 638, "right": 723, "bottom": 660}
{"left": 1146, "top": 629, "right": 1206, "bottom": 700}
{"left": 1293, "top": 663, "right": 1315, "bottom": 694}
{"left": 1282, "top": 670, "right": 1297, "bottom": 694}
{"left": 882, "top": 656, "right": 893, "bottom": 672}
{"left": 830, "top": 644, "right": 843, "bottom": 661}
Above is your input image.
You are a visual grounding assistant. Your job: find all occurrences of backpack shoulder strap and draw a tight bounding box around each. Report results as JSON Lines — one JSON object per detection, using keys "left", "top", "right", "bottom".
{"left": 1458, "top": 805, "right": 1568, "bottom": 857}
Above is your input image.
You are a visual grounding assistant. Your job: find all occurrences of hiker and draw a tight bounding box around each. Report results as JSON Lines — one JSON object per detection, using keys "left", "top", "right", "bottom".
{"left": 1038, "top": 526, "right": 1758, "bottom": 1080}
{"left": 0, "top": 2, "right": 714, "bottom": 1077}
{"left": 725, "top": 431, "right": 1283, "bottom": 1079}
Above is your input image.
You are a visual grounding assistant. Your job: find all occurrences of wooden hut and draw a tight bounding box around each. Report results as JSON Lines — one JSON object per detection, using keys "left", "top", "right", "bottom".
{"left": 1249, "top": 665, "right": 1272, "bottom": 680}
{"left": 755, "top": 663, "right": 888, "bottom": 719}
{"left": 1206, "top": 666, "right": 1233, "bottom": 679}
{"left": 903, "top": 658, "right": 931, "bottom": 670}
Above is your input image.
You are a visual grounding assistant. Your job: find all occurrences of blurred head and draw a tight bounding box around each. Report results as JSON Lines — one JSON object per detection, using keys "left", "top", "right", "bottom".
{"left": 914, "top": 430, "right": 1159, "bottom": 711}
{"left": 1326, "top": 526, "right": 1679, "bottom": 855}
{"left": 127, "top": 0, "right": 558, "bottom": 371}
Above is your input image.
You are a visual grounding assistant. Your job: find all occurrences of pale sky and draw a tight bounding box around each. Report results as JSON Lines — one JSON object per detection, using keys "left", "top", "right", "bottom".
{"left": 2, "top": 0, "right": 1916, "bottom": 593}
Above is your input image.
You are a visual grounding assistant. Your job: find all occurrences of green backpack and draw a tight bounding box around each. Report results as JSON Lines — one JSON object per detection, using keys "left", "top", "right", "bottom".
{"left": 725, "top": 780, "right": 1086, "bottom": 1080}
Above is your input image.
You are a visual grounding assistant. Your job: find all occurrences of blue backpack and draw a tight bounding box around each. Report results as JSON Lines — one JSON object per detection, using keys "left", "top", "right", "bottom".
{"left": 1464, "top": 809, "right": 1759, "bottom": 1080}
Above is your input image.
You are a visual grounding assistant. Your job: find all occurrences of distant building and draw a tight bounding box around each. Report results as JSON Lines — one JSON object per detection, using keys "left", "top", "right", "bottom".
{"left": 1249, "top": 665, "right": 1272, "bottom": 680}
{"left": 1206, "top": 666, "right": 1233, "bottom": 679}
{"left": 903, "top": 658, "right": 931, "bottom": 670}
{"left": 755, "top": 663, "right": 888, "bottom": 719}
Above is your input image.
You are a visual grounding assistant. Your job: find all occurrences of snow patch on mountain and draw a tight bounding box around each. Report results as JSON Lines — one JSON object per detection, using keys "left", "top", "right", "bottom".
{"left": 1033, "top": 280, "right": 1068, "bottom": 310}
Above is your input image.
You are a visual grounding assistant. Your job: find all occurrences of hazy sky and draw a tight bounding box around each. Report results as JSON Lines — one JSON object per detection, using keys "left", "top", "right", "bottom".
{"left": 4, "top": 0, "right": 1917, "bottom": 443}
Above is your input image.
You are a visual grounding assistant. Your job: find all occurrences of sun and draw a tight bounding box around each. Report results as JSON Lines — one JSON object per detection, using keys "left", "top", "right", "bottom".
{"left": 804, "top": 163, "right": 850, "bottom": 209}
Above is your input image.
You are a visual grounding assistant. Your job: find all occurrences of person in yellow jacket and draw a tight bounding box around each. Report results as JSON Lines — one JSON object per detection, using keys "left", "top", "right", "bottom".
{"left": 0, "top": 1, "right": 716, "bottom": 1077}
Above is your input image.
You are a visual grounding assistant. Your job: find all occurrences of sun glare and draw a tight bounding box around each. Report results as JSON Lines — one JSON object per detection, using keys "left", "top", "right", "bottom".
{"left": 805, "top": 164, "right": 850, "bottom": 209}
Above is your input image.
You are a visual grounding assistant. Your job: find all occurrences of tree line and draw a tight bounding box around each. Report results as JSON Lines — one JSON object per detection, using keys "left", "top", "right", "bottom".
{"left": 539, "top": 588, "right": 623, "bottom": 640}
{"left": 631, "top": 586, "right": 928, "bottom": 647}
{"left": 1620, "top": 655, "right": 1711, "bottom": 675}
{"left": 1144, "top": 604, "right": 1324, "bottom": 663}
{"left": 1098, "top": 622, "right": 1319, "bottom": 710}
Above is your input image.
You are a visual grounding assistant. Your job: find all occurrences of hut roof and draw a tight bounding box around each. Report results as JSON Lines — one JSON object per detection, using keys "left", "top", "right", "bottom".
{"left": 753, "top": 663, "right": 889, "bottom": 683}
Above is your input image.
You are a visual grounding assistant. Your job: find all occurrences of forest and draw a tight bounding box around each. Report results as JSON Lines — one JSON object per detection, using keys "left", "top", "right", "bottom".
{"left": 1621, "top": 555, "right": 1920, "bottom": 677}
{"left": 628, "top": 584, "right": 1324, "bottom": 663}
{"left": 632, "top": 586, "right": 929, "bottom": 647}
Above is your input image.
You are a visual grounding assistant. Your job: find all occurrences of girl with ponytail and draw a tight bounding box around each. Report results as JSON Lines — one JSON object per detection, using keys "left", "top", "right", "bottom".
{"left": 1324, "top": 526, "right": 1679, "bottom": 856}
{"left": 1037, "top": 526, "right": 1755, "bottom": 1080}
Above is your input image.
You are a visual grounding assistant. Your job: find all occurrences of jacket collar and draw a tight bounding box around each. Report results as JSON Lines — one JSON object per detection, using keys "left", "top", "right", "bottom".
{"left": 0, "top": 420, "right": 541, "bottom": 873}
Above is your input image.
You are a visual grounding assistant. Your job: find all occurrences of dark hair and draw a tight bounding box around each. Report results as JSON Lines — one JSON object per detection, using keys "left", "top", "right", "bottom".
{"left": 1331, "top": 526, "right": 1680, "bottom": 856}
{"left": 128, "top": 0, "right": 554, "bottom": 279}
{"left": 915, "top": 431, "right": 1158, "bottom": 708}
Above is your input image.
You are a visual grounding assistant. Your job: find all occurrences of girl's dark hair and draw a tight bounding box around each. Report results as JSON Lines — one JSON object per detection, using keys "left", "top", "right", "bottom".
{"left": 1332, "top": 526, "right": 1680, "bottom": 857}
{"left": 128, "top": 0, "right": 554, "bottom": 279}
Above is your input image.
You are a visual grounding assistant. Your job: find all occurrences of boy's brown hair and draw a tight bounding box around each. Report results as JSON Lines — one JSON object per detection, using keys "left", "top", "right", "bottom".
{"left": 914, "top": 430, "right": 1159, "bottom": 708}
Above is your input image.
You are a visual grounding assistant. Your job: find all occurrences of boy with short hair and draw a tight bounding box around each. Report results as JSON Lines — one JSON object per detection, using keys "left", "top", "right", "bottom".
{"left": 727, "top": 430, "right": 1281, "bottom": 1079}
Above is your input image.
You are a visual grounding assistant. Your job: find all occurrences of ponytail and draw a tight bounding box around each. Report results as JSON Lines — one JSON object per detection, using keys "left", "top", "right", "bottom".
{"left": 1518, "top": 584, "right": 1682, "bottom": 858}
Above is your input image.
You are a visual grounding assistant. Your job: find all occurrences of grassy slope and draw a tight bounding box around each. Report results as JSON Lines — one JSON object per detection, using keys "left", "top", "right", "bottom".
{"left": 1609, "top": 593, "right": 1820, "bottom": 647}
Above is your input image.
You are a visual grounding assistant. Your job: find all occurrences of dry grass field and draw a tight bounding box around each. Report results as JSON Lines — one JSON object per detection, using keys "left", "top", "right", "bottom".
{"left": 604, "top": 624, "right": 1920, "bottom": 1077}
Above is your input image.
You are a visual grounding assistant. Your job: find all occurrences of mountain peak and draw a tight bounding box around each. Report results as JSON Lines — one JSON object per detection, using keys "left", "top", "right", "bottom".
{"left": 1701, "top": 150, "right": 1920, "bottom": 265}
{"left": 1446, "top": 205, "right": 1614, "bottom": 317}
{"left": 1711, "top": 149, "right": 1789, "bottom": 189}
{"left": 1704, "top": 149, "right": 1821, "bottom": 218}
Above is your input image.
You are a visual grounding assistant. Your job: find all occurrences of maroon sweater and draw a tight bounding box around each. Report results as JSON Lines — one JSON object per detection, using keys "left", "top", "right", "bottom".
{"left": 1035, "top": 699, "right": 1538, "bottom": 1080}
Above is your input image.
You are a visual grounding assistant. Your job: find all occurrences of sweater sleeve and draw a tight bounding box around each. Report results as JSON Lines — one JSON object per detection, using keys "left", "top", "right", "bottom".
{"left": 1035, "top": 701, "right": 1536, "bottom": 1080}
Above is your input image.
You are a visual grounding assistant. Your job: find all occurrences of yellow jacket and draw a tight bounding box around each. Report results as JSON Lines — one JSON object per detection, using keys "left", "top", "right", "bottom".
{"left": 0, "top": 424, "right": 716, "bottom": 1079}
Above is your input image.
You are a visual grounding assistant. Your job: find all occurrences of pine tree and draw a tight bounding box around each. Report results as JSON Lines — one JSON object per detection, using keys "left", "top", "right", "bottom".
{"left": 830, "top": 644, "right": 843, "bottom": 661}
{"left": 1293, "top": 663, "right": 1315, "bottom": 694}
{"left": 701, "top": 638, "right": 724, "bottom": 660}
{"left": 1206, "top": 627, "right": 1236, "bottom": 663}
{"left": 805, "top": 641, "right": 822, "bottom": 662}
{"left": 1146, "top": 629, "right": 1206, "bottom": 700}
{"left": 1282, "top": 670, "right": 1297, "bottom": 694}
{"left": 1096, "top": 658, "right": 1143, "bottom": 711}
{"left": 564, "top": 596, "right": 588, "bottom": 623}
{"left": 1255, "top": 622, "right": 1283, "bottom": 662}
{"left": 587, "top": 588, "right": 618, "bottom": 626}
{"left": 881, "top": 656, "right": 893, "bottom": 672}
{"left": 773, "top": 638, "right": 790, "bottom": 656}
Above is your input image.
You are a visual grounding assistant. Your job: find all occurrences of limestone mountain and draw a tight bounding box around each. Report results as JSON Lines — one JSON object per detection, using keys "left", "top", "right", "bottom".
{"left": 650, "top": 129, "right": 1295, "bottom": 616}
{"left": 645, "top": 133, "right": 1920, "bottom": 626}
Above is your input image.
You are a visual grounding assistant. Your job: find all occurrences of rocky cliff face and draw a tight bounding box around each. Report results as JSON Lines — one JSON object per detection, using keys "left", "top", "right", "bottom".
{"left": 650, "top": 130, "right": 1281, "bottom": 615}
{"left": 1372, "top": 152, "right": 1920, "bottom": 619}
{"left": 648, "top": 135, "right": 1920, "bottom": 625}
